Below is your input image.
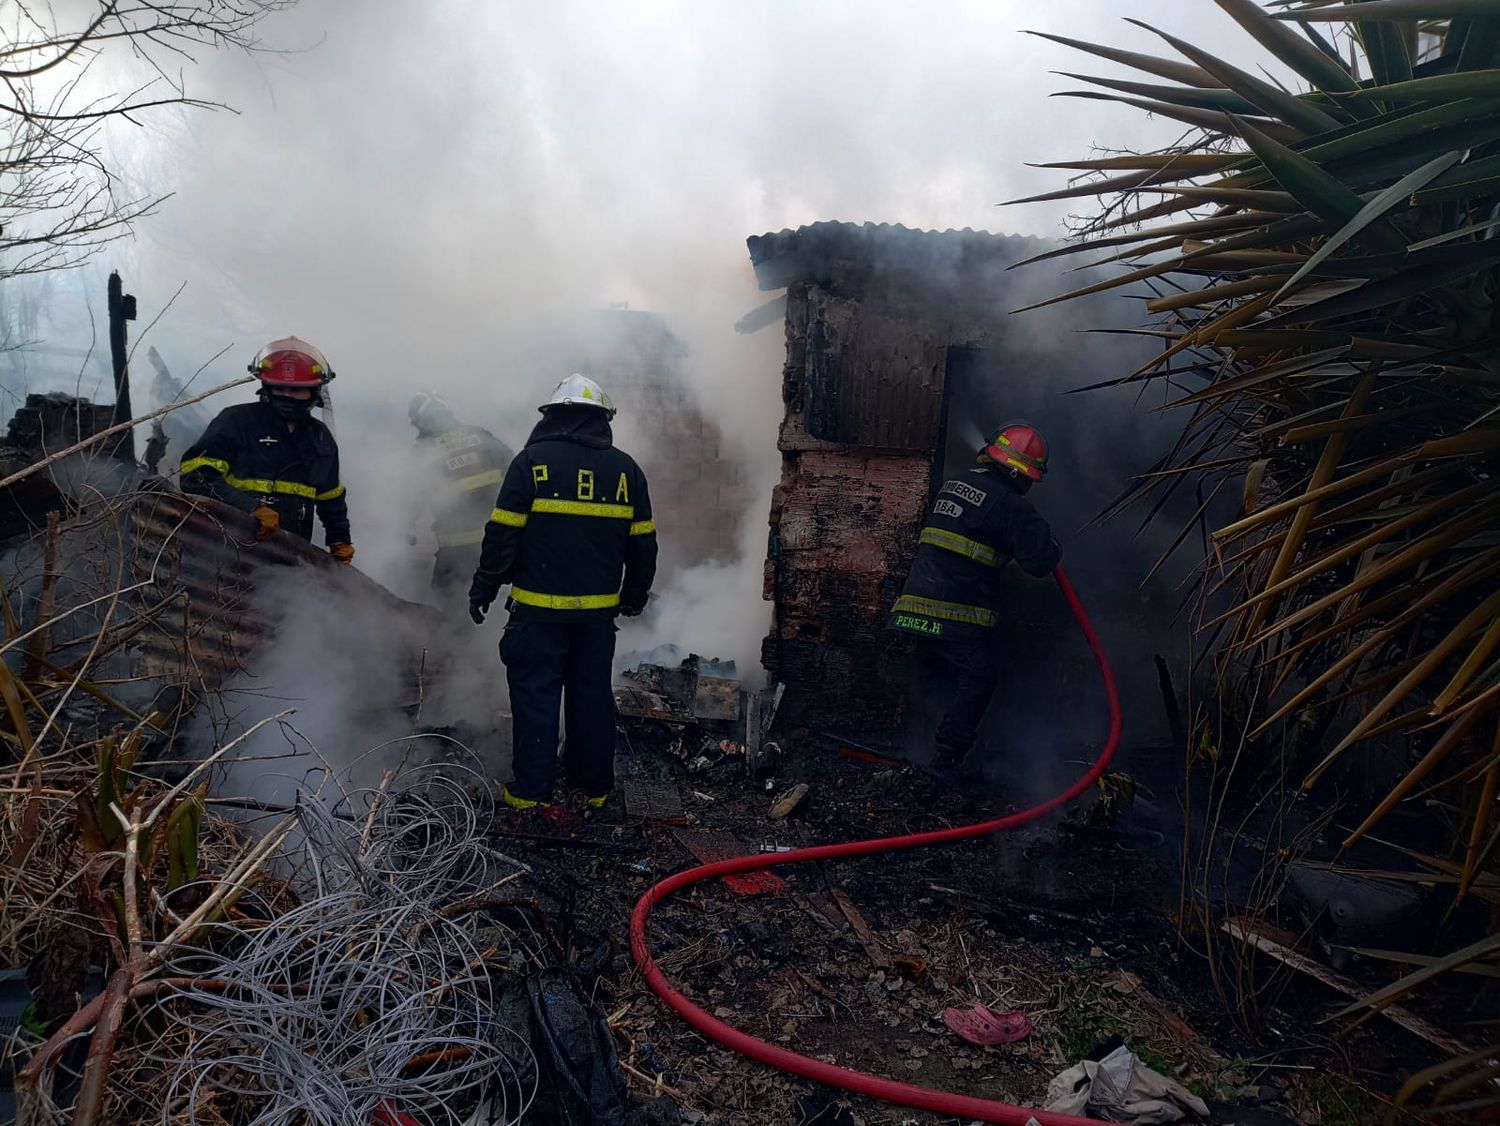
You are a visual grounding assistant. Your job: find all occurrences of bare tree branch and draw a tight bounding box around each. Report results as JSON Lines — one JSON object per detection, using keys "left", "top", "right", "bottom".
{"left": 0, "top": 0, "right": 299, "bottom": 281}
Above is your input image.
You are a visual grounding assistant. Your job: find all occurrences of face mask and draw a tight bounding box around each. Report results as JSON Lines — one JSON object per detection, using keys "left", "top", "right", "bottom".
{"left": 268, "top": 393, "right": 314, "bottom": 421}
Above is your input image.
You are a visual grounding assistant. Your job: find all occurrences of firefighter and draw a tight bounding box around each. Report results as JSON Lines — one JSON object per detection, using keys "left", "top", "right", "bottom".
{"left": 406, "top": 391, "right": 515, "bottom": 606}
{"left": 469, "top": 374, "right": 657, "bottom": 812}
{"left": 179, "top": 337, "right": 353, "bottom": 564}
{"left": 887, "top": 420, "right": 1060, "bottom": 769}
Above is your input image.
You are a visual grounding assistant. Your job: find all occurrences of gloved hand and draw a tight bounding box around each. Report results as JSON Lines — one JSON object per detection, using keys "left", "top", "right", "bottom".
{"left": 329, "top": 542, "right": 355, "bottom": 566}
{"left": 619, "top": 602, "right": 645, "bottom": 618}
{"left": 469, "top": 597, "right": 490, "bottom": 626}
{"left": 250, "top": 504, "right": 280, "bottom": 542}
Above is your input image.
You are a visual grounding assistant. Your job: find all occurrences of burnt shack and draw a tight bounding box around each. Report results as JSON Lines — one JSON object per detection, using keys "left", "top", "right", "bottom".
{"left": 746, "top": 222, "right": 1180, "bottom": 754}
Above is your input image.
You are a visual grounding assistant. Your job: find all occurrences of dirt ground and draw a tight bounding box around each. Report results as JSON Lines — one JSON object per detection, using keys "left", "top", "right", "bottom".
{"left": 484, "top": 727, "right": 1445, "bottom": 1126}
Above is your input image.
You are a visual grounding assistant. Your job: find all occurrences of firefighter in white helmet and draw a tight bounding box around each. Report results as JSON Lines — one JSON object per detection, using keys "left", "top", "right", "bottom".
{"left": 179, "top": 337, "right": 353, "bottom": 562}
{"left": 469, "top": 374, "right": 658, "bottom": 812}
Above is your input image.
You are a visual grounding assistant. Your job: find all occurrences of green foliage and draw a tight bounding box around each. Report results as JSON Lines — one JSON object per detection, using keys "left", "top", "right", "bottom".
{"left": 1015, "top": 3, "right": 1500, "bottom": 1113}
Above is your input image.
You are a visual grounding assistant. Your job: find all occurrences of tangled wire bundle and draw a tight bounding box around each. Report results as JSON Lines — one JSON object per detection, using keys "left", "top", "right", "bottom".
{"left": 143, "top": 768, "right": 538, "bottom": 1126}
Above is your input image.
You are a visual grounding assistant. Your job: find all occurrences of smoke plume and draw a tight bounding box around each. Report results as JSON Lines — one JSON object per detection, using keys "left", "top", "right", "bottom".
{"left": 0, "top": 2, "right": 1264, "bottom": 783}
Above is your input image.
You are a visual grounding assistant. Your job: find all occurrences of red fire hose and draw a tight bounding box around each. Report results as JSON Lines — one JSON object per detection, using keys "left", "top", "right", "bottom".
{"left": 629, "top": 566, "right": 1122, "bottom": 1125}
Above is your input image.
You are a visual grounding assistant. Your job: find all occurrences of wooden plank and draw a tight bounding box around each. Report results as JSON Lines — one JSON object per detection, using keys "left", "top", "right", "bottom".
{"left": 1223, "top": 918, "right": 1469, "bottom": 1056}
{"left": 830, "top": 888, "right": 891, "bottom": 969}
{"left": 799, "top": 890, "right": 848, "bottom": 933}
{"left": 613, "top": 685, "right": 691, "bottom": 723}
{"left": 693, "top": 676, "right": 741, "bottom": 721}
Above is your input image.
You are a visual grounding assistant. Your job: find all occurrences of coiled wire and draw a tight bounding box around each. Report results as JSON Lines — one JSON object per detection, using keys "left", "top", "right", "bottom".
{"left": 144, "top": 761, "right": 538, "bottom": 1125}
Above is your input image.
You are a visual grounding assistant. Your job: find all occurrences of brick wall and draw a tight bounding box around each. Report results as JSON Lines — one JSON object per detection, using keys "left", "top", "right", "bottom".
{"left": 763, "top": 283, "right": 948, "bottom": 730}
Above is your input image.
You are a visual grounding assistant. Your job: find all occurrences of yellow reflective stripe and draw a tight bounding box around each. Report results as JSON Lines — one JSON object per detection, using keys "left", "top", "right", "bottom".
{"left": 490, "top": 508, "right": 528, "bottom": 527}
{"left": 436, "top": 529, "right": 485, "bottom": 547}
{"left": 223, "top": 475, "right": 322, "bottom": 500}
{"left": 892, "top": 594, "right": 996, "bottom": 627}
{"left": 456, "top": 468, "right": 504, "bottom": 491}
{"left": 531, "top": 498, "right": 634, "bottom": 519}
{"left": 629, "top": 519, "right": 656, "bottom": 536}
{"left": 919, "top": 527, "right": 999, "bottom": 568}
{"left": 510, "top": 587, "right": 620, "bottom": 610}
{"left": 180, "top": 456, "right": 230, "bottom": 477}
{"left": 183, "top": 457, "right": 341, "bottom": 501}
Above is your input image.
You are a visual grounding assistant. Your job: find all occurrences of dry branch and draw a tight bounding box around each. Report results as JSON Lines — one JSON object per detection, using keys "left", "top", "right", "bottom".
{"left": 1222, "top": 919, "right": 1470, "bottom": 1057}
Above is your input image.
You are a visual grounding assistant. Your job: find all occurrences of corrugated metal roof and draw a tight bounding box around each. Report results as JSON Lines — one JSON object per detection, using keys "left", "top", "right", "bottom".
{"left": 128, "top": 489, "right": 439, "bottom": 689}
{"left": 746, "top": 221, "right": 1045, "bottom": 292}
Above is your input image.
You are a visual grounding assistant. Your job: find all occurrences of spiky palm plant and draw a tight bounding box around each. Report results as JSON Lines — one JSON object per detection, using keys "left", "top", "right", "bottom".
{"left": 1012, "top": 1, "right": 1500, "bottom": 1112}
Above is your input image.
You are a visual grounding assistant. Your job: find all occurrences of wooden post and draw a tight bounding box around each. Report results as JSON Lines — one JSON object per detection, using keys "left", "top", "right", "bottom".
{"left": 106, "top": 271, "right": 137, "bottom": 462}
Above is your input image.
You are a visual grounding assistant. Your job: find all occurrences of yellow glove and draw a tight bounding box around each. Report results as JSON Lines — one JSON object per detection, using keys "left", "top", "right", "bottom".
{"left": 250, "top": 504, "right": 280, "bottom": 542}
{"left": 329, "top": 541, "right": 355, "bottom": 566}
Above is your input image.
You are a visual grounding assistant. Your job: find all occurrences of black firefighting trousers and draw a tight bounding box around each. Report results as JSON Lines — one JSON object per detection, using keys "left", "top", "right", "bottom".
{"left": 500, "top": 619, "right": 617, "bottom": 802}
{"left": 917, "top": 634, "right": 1002, "bottom": 762}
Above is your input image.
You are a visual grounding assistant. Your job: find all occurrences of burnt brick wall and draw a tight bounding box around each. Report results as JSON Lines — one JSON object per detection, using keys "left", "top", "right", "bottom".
{"left": 764, "top": 446, "right": 932, "bottom": 731}
{"left": 765, "top": 281, "right": 960, "bottom": 731}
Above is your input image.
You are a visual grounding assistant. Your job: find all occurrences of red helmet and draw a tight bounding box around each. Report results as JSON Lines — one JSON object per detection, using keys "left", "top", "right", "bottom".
{"left": 984, "top": 420, "right": 1048, "bottom": 481}
{"left": 249, "top": 336, "right": 334, "bottom": 389}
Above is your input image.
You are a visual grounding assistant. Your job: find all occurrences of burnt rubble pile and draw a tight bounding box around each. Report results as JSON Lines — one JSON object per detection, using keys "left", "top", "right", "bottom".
{"left": 3, "top": 393, "right": 118, "bottom": 457}
{"left": 0, "top": 393, "right": 122, "bottom": 541}
{"left": 615, "top": 650, "right": 782, "bottom": 782}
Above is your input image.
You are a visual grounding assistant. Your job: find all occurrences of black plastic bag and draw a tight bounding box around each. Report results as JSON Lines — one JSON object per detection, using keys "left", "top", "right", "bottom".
{"left": 527, "top": 968, "right": 627, "bottom": 1126}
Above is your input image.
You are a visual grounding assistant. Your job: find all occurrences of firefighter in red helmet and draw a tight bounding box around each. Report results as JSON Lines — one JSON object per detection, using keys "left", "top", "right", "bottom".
{"left": 179, "top": 337, "right": 353, "bottom": 562}
{"left": 887, "top": 420, "right": 1060, "bottom": 769}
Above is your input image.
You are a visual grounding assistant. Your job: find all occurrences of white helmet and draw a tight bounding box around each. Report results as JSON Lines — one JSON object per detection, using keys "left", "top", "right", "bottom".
{"left": 540, "top": 373, "right": 615, "bottom": 419}
{"left": 408, "top": 390, "right": 453, "bottom": 430}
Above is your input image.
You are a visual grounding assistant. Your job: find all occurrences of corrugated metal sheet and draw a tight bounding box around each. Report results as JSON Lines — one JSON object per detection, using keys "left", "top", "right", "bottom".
{"left": 128, "top": 489, "right": 439, "bottom": 689}
{"left": 746, "top": 221, "right": 1040, "bottom": 293}
{"left": 800, "top": 286, "right": 946, "bottom": 452}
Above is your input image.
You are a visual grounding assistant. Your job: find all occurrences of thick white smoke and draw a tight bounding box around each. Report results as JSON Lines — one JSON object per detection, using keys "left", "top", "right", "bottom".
{"left": 0, "top": 2, "right": 1271, "bottom": 777}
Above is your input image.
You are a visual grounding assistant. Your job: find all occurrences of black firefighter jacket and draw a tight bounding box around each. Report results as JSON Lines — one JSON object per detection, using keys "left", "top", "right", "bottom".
{"left": 469, "top": 409, "right": 657, "bottom": 622}
{"left": 887, "top": 464, "right": 1061, "bottom": 643}
{"left": 414, "top": 424, "right": 515, "bottom": 550}
{"left": 179, "top": 400, "right": 351, "bottom": 546}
